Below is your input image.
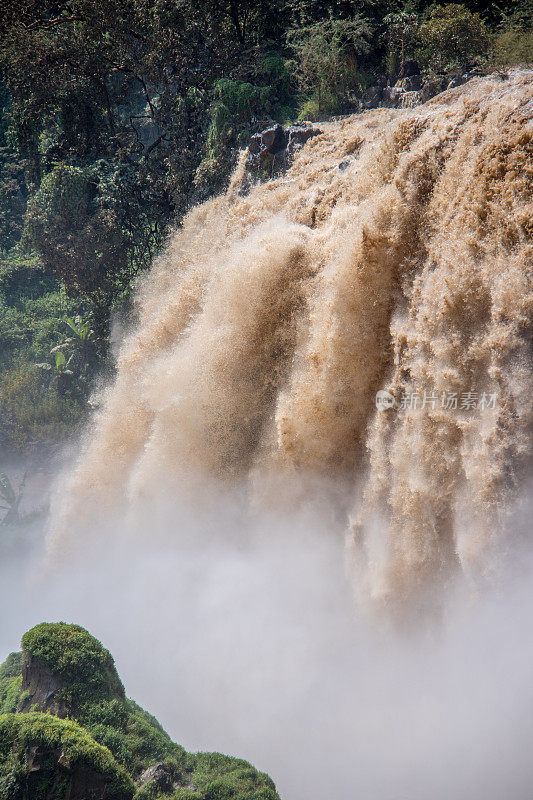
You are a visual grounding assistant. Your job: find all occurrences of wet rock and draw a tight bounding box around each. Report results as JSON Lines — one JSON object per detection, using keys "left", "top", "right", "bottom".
{"left": 395, "top": 74, "right": 423, "bottom": 92}
{"left": 288, "top": 123, "right": 321, "bottom": 149}
{"left": 247, "top": 122, "right": 320, "bottom": 174}
{"left": 0, "top": 722, "right": 132, "bottom": 800}
{"left": 447, "top": 73, "right": 469, "bottom": 89}
{"left": 249, "top": 124, "right": 288, "bottom": 158}
{"left": 385, "top": 71, "right": 424, "bottom": 107}
{"left": 362, "top": 85, "right": 383, "bottom": 109}
{"left": 419, "top": 78, "right": 446, "bottom": 103}
{"left": 400, "top": 90, "right": 422, "bottom": 108}
{"left": 382, "top": 85, "right": 404, "bottom": 107}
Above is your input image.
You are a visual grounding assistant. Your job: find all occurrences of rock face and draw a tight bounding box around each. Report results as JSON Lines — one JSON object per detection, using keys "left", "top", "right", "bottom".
{"left": 17, "top": 652, "right": 71, "bottom": 717}
{"left": 247, "top": 122, "right": 321, "bottom": 173}
{"left": 360, "top": 69, "right": 485, "bottom": 110}
{"left": 246, "top": 72, "right": 485, "bottom": 168}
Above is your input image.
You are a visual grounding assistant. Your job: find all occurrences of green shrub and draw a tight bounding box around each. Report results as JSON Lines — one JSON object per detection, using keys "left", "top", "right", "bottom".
{"left": 297, "top": 98, "right": 321, "bottom": 121}
{"left": 383, "top": 11, "right": 419, "bottom": 79}
{"left": 288, "top": 17, "right": 373, "bottom": 114}
{"left": 0, "top": 362, "right": 84, "bottom": 454}
{"left": 417, "top": 4, "right": 490, "bottom": 73}
{"left": 492, "top": 26, "right": 533, "bottom": 65}
{"left": 0, "top": 677, "right": 22, "bottom": 715}
{"left": 24, "top": 163, "right": 129, "bottom": 296}
{"left": 83, "top": 699, "right": 187, "bottom": 777}
{"left": 0, "top": 250, "right": 57, "bottom": 305}
{"left": 0, "top": 249, "right": 102, "bottom": 455}
{"left": 0, "top": 654, "right": 22, "bottom": 682}
{"left": 22, "top": 623, "right": 125, "bottom": 707}
{"left": 2, "top": 624, "right": 280, "bottom": 799}
{"left": 297, "top": 90, "right": 342, "bottom": 121}
{"left": 192, "top": 754, "right": 277, "bottom": 800}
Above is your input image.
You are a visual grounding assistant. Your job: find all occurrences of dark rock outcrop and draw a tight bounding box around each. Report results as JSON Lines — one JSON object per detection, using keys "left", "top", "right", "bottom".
{"left": 17, "top": 653, "right": 71, "bottom": 716}
{"left": 247, "top": 122, "right": 321, "bottom": 174}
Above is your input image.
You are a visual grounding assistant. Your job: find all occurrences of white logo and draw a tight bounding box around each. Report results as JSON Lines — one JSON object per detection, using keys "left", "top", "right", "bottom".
{"left": 375, "top": 390, "right": 396, "bottom": 411}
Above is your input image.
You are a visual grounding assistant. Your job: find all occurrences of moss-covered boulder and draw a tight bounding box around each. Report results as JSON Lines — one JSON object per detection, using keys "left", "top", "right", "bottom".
{"left": 0, "top": 712, "right": 134, "bottom": 800}
{"left": 0, "top": 623, "right": 280, "bottom": 800}
{"left": 18, "top": 623, "right": 125, "bottom": 717}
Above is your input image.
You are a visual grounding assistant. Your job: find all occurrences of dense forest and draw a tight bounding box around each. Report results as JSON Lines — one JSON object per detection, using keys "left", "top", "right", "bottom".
{"left": 0, "top": 0, "right": 531, "bottom": 460}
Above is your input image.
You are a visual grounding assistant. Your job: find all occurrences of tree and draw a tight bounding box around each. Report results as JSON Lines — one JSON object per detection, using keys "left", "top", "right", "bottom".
{"left": 288, "top": 16, "right": 373, "bottom": 114}
{"left": 417, "top": 4, "right": 490, "bottom": 73}
{"left": 383, "top": 10, "right": 419, "bottom": 79}
{"left": 24, "top": 164, "right": 129, "bottom": 302}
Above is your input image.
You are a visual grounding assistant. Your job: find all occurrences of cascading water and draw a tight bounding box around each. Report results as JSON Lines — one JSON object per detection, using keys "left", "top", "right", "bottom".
{"left": 49, "top": 70, "right": 533, "bottom": 606}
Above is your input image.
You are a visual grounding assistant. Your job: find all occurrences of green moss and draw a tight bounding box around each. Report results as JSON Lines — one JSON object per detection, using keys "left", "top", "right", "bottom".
{"left": 80, "top": 697, "right": 187, "bottom": 777}
{"left": 191, "top": 754, "right": 277, "bottom": 800}
{"left": 0, "top": 712, "right": 134, "bottom": 799}
{"left": 21, "top": 622, "right": 124, "bottom": 706}
{"left": 6, "top": 623, "right": 280, "bottom": 800}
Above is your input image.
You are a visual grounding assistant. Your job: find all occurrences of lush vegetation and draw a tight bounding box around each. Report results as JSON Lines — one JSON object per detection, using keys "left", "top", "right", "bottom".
{"left": 21, "top": 622, "right": 126, "bottom": 706}
{"left": 0, "top": 0, "right": 531, "bottom": 459}
{"left": 0, "top": 622, "right": 280, "bottom": 799}
{"left": 0, "top": 712, "right": 135, "bottom": 800}
{"left": 0, "top": 653, "right": 23, "bottom": 715}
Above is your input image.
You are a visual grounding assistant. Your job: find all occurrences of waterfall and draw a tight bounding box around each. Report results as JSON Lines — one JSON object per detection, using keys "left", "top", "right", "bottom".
{"left": 49, "top": 69, "right": 533, "bottom": 606}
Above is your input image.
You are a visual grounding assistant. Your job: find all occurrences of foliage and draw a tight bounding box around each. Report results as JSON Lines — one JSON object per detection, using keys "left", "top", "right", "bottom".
{"left": 81, "top": 697, "right": 188, "bottom": 777}
{"left": 196, "top": 63, "right": 295, "bottom": 192}
{"left": 492, "top": 26, "right": 533, "bottom": 63}
{"left": 0, "top": 626, "right": 280, "bottom": 800}
{"left": 22, "top": 623, "right": 125, "bottom": 706}
{"left": 491, "top": 0, "right": 533, "bottom": 64}
{"left": 383, "top": 10, "right": 419, "bottom": 79}
{"left": 24, "top": 163, "right": 130, "bottom": 300}
{"left": 0, "top": 654, "right": 22, "bottom": 682}
{"left": 192, "top": 753, "right": 278, "bottom": 800}
{"left": 0, "top": 362, "right": 85, "bottom": 454}
{"left": 196, "top": 79, "right": 273, "bottom": 190}
{"left": 288, "top": 17, "right": 373, "bottom": 113}
{"left": 0, "top": 675, "right": 22, "bottom": 715}
{"left": 0, "top": 712, "right": 134, "bottom": 800}
{"left": 417, "top": 5, "right": 490, "bottom": 73}
{"left": 0, "top": 250, "right": 102, "bottom": 455}
{"left": 0, "top": 250, "right": 56, "bottom": 305}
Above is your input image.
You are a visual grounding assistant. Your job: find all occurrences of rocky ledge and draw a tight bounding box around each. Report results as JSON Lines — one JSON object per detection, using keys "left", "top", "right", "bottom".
{"left": 245, "top": 68, "right": 486, "bottom": 179}
{"left": 247, "top": 122, "right": 321, "bottom": 173}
